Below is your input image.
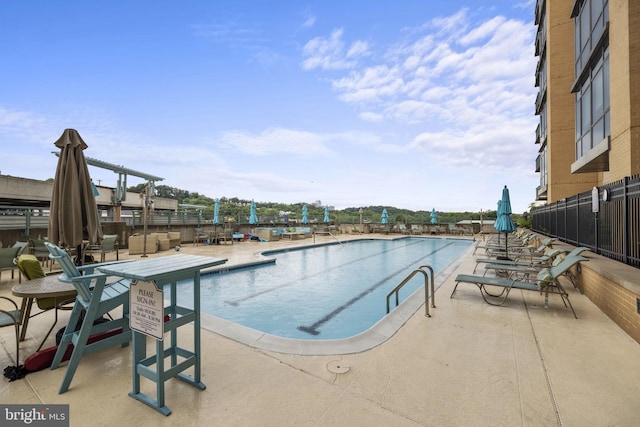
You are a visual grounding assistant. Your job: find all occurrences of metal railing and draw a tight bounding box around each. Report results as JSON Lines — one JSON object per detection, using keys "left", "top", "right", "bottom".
{"left": 386, "top": 264, "right": 435, "bottom": 317}
{"left": 532, "top": 174, "right": 640, "bottom": 268}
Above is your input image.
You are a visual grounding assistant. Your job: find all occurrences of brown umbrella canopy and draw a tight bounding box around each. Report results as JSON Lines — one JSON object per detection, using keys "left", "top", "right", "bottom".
{"left": 48, "top": 129, "right": 103, "bottom": 248}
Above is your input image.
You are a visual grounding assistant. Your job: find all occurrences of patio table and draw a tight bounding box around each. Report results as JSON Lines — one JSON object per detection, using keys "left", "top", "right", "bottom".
{"left": 97, "top": 254, "right": 227, "bottom": 416}
{"left": 11, "top": 275, "right": 78, "bottom": 348}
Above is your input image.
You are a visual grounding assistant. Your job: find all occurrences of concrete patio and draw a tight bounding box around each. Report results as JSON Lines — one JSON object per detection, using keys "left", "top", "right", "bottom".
{"left": 1, "top": 233, "right": 639, "bottom": 426}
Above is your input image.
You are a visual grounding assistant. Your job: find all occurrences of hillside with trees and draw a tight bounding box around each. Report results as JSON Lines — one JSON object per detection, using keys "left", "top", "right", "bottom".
{"left": 128, "top": 183, "right": 507, "bottom": 225}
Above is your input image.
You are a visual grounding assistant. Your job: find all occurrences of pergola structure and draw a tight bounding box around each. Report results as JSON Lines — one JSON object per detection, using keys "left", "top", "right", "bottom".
{"left": 53, "top": 152, "right": 164, "bottom": 221}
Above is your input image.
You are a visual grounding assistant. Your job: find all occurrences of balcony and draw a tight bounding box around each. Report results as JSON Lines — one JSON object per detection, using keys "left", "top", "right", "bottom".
{"left": 571, "top": 136, "right": 610, "bottom": 173}
{"left": 536, "top": 184, "right": 547, "bottom": 201}
{"left": 535, "top": 89, "right": 546, "bottom": 114}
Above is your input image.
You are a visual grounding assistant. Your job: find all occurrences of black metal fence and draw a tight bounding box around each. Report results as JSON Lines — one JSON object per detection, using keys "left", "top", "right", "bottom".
{"left": 532, "top": 174, "right": 640, "bottom": 268}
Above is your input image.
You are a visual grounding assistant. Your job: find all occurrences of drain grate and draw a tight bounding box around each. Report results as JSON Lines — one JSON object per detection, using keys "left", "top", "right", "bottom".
{"left": 326, "top": 360, "right": 351, "bottom": 374}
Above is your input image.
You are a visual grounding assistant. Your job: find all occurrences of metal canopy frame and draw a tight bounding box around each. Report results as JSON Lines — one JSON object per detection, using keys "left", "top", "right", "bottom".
{"left": 53, "top": 152, "right": 164, "bottom": 204}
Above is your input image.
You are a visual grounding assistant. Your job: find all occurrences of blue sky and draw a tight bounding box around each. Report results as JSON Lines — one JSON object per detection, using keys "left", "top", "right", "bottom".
{"left": 1, "top": 0, "right": 539, "bottom": 213}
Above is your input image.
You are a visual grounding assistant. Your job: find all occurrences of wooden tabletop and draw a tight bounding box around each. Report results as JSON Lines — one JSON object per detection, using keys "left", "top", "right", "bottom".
{"left": 96, "top": 254, "right": 227, "bottom": 282}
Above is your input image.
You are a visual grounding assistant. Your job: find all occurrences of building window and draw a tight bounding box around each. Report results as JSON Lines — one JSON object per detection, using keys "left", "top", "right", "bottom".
{"left": 573, "top": 0, "right": 609, "bottom": 160}
{"left": 539, "top": 102, "right": 547, "bottom": 145}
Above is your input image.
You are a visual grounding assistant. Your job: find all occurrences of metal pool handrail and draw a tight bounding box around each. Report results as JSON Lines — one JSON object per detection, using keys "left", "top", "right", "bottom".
{"left": 386, "top": 264, "right": 435, "bottom": 317}
{"left": 312, "top": 231, "right": 343, "bottom": 245}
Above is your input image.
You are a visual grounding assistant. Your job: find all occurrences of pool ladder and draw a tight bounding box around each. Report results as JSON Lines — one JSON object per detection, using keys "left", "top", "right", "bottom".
{"left": 386, "top": 264, "right": 435, "bottom": 317}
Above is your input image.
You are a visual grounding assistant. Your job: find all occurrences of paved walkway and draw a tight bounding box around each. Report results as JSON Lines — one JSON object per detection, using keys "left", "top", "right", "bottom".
{"left": 1, "top": 234, "right": 639, "bottom": 426}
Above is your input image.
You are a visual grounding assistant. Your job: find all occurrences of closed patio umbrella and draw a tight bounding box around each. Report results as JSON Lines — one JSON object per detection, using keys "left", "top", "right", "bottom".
{"left": 381, "top": 208, "right": 388, "bottom": 225}
{"left": 213, "top": 198, "right": 220, "bottom": 226}
{"left": 49, "top": 129, "right": 103, "bottom": 259}
{"left": 494, "top": 200, "right": 502, "bottom": 245}
{"left": 249, "top": 200, "right": 258, "bottom": 224}
{"left": 212, "top": 198, "right": 221, "bottom": 242}
{"left": 302, "top": 205, "right": 308, "bottom": 224}
{"left": 430, "top": 208, "right": 438, "bottom": 225}
{"left": 323, "top": 206, "right": 330, "bottom": 223}
{"left": 494, "top": 186, "right": 516, "bottom": 258}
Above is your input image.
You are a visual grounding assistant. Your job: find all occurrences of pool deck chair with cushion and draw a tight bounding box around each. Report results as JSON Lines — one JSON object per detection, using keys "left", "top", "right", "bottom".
{"left": 483, "top": 248, "right": 591, "bottom": 290}
{"left": 484, "top": 237, "right": 556, "bottom": 259}
{"left": 451, "top": 255, "right": 589, "bottom": 318}
{"left": 472, "top": 233, "right": 534, "bottom": 255}
{"left": 44, "top": 242, "right": 132, "bottom": 394}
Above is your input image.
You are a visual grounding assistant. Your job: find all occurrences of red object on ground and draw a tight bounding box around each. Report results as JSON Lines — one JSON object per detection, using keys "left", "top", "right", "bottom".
{"left": 23, "top": 315, "right": 170, "bottom": 373}
{"left": 23, "top": 328, "right": 123, "bottom": 373}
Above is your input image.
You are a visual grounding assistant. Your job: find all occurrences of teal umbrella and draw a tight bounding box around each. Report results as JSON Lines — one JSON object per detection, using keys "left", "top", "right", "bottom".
{"left": 494, "top": 200, "right": 502, "bottom": 231}
{"left": 212, "top": 198, "right": 221, "bottom": 241}
{"left": 249, "top": 199, "right": 258, "bottom": 224}
{"left": 323, "top": 206, "right": 330, "bottom": 223}
{"left": 494, "top": 200, "right": 502, "bottom": 245}
{"left": 494, "top": 186, "right": 516, "bottom": 257}
{"left": 430, "top": 208, "right": 437, "bottom": 225}
{"left": 381, "top": 208, "right": 388, "bottom": 225}
{"left": 213, "top": 198, "right": 220, "bottom": 225}
{"left": 302, "top": 204, "right": 308, "bottom": 224}
{"left": 91, "top": 180, "right": 100, "bottom": 197}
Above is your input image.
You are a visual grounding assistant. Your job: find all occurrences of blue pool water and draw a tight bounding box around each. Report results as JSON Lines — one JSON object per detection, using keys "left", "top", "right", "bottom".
{"left": 171, "top": 237, "right": 472, "bottom": 340}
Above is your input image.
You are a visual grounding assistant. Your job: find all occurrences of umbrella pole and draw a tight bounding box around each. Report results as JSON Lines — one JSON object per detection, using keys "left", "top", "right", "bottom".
{"left": 76, "top": 244, "right": 83, "bottom": 266}
{"left": 142, "top": 185, "right": 150, "bottom": 257}
{"left": 505, "top": 232, "right": 508, "bottom": 259}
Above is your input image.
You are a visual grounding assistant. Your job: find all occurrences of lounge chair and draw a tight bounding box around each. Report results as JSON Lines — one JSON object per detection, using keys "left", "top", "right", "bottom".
{"left": 44, "top": 242, "right": 132, "bottom": 394}
{"left": 473, "top": 247, "right": 589, "bottom": 273}
{"left": 483, "top": 248, "right": 591, "bottom": 288}
{"left": 451, "top": 255, "right": 589, "bottom": 318}
{"left": 496, "top": 237, "right": 557, "bottom": 260}
{"left": 484, "top": 236, "right": 554, "bottom": 258}
{"left": 472, "top": 233, "right": 534, "bottom": 255}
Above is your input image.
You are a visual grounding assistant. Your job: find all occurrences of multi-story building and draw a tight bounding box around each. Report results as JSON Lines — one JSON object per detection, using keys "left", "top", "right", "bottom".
{"left": 534, "top": 0, "right": 639, "bottom": 202}
{"left": 533, "top": 0, "right": 640, "bottom": 344}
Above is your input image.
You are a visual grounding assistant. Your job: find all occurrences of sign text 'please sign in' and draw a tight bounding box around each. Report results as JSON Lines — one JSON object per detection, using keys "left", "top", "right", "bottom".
{"left": 130, "top": 280, "right": 164, "bottom": 340}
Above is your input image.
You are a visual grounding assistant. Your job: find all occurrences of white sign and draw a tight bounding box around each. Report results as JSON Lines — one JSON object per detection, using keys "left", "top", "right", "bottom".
{"left": 130, "top": 280, "right": 164, "bottom": 340}
{"left": 591, "top": 187, "right": 599, "bottom": 213}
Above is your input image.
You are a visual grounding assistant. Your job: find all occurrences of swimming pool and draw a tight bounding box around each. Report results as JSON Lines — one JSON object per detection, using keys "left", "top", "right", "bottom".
{"left": 170, "top": 237, "right": 473, "bottom": 353}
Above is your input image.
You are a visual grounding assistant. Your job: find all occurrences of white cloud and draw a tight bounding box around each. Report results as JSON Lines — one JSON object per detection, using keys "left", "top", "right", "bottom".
{"left": 219, "top": 127, "right": 333, "bottom": 156}
{"left": 359, "top": 111, "right": 384, "bottom": 122}
{"left": 301, "top": 14, "right": 316, "bottom": 29}
{"left": 301, "top": 28, "right": 369, "bottom": 70}
{"left": 302, "top": 10, "right": 537, "bottom": 170}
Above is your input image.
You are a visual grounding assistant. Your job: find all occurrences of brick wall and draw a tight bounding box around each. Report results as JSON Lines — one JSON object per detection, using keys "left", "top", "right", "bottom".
{"left": 579, "top": 265, "right": 640, "bottom": 344}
